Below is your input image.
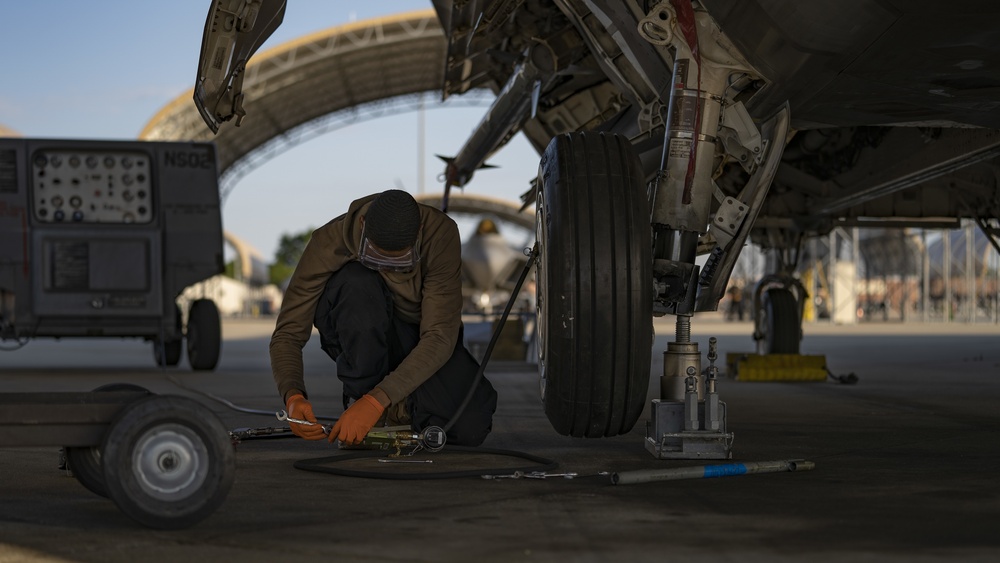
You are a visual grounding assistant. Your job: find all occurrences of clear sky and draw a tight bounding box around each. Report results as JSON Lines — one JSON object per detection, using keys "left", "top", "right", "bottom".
{"left": 0, "top": 0, "right": 539, "bottom": 261}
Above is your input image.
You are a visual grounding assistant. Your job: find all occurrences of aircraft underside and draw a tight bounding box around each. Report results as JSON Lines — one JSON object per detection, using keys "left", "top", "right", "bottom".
{"left": 426, "top": 0, "right": 1000, "bottom": 439}
{"left": 194, "top": 0, "right": 1000, "bottom": 445}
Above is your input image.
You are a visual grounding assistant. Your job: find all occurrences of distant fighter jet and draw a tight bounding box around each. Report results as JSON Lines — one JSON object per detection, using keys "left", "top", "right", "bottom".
{"left": 414, "top": 193, "right": 535, "bottom": 316}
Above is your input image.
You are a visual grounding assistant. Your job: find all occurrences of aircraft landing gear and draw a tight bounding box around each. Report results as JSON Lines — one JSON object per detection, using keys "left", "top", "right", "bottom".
{"left": 728, "top": 271, "right": 830, "bottom": 383}
{"left": 753, "top": 274, "right": 808, "bottom": 355}
{"left": 535, "top": 131, "right": 653, "bottom": 438}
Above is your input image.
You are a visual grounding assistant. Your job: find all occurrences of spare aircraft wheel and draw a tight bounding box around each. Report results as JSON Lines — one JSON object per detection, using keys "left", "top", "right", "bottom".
{"left": 536, "top": 132, "right": 653, "bottom": 438}
{"left": 100, "top": 395, "right": 235, "bottom": 529}
{"left": 65, "top": 383, "right": 152, "bottom": 498}
{"left": 186, "top": 299, "right": 221, "bottom": 371}
{"left": 762, "top": 287, "right": 801, "bottom": 354}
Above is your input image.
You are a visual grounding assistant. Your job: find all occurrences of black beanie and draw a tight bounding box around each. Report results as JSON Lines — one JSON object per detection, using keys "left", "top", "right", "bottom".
{"left": 365, "top": 189, "right": 421, "bottom": 251}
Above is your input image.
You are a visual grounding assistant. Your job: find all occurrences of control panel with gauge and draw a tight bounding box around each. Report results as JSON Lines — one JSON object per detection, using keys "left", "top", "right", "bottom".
{"left": 31, "top": 149, "right": 154, "bottom": 224}
{"left": 0, "top": 138, "right": 224, "bottom": 363}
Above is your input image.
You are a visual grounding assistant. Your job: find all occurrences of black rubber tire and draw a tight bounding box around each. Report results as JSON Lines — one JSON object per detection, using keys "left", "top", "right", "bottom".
{"left": 100, "top": 395, "right": 235, "bottom": 530}
{"left": 65, "top": 384, "right": 153, "bottom": 498}
{"left": 65, "top": 446, "right": 106, "bottom": 497}
{"left": 186, "top": 299, "right": 221, "bottom": 371}
{"left": 154, "top": 304, "right": 183, "bottom": 367}
{"left": 763, "top": 287, "right": 800, "bottom": 354}
{"left": 536, "top": 132, "right": 653, "bottom": 437}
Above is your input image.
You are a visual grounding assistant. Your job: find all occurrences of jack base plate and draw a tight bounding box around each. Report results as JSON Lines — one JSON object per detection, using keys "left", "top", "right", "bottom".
{"left": 645, "top": 399, "right": 733, "bottom": 460}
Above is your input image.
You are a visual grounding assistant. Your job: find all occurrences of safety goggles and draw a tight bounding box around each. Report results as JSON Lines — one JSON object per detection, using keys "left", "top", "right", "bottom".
{"left": 358, "top": 227, "right": 420, "bottom": 273}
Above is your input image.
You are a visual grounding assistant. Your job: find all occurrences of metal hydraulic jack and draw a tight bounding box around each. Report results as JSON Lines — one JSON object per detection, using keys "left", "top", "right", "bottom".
{"left": 646, "top": 315, "right": 733, "bottom": 459}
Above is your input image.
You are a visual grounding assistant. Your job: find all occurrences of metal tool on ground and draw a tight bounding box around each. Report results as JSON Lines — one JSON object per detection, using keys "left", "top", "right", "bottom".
{"left": 294, "top": 445, "right": 558, "bottom": 480}
{"left": 348, "top": 425, "right": 447, "bottom": 457}
{"left": 482, "top": 471, "right": 579, "bottom": 480}
{"left": 229, "top": 426, "right": 293, "bottom": 445}
{"left": 263, "top": 412, "right": 445, "bottom": 457}
{"left": 612, "top": 459, "right": 815, "bottom": 485}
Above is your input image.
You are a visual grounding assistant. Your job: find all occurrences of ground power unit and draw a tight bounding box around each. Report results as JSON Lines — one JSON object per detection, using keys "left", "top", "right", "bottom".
{"left": 0, "top": 138, "right": 224, "bottom": 369}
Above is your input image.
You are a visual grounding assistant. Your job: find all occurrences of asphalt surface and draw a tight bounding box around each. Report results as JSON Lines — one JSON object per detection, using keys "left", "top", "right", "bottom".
{"left": 1, "top": 316, "right": 999, "bottom": 562}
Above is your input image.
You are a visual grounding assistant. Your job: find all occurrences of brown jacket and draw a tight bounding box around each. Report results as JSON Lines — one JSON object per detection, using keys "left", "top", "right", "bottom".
{"left": 269, "top": 194, "right": 464, "bottom": 406}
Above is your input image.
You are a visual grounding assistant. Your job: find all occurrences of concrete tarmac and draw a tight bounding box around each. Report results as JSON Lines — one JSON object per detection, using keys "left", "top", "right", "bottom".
{"left": 1, "top": 316, "right": 999, "bottom": 562}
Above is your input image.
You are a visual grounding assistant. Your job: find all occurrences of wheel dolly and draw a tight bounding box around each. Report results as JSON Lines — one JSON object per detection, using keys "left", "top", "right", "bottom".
{"left": 0, "top": 389, "right": 235, "bottom": 529}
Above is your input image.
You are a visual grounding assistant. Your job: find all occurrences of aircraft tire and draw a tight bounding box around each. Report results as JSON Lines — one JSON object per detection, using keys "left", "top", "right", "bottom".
{"left": 536, "top": 131, "right": 652, "bottom": 438}
{"left": 186, "top": 299, "right": 221, "bottom": 371}
{"left": 66, "top": 384, "right": 152, "bottom": 498}
{"left": 763, "top": 287, "right": 800, "bottom": 354}
{"left": 101, "top": 395, "right": 235, "bottom": 529}
{"left": 153, "top": 305, "right": 183, "bottom": 367}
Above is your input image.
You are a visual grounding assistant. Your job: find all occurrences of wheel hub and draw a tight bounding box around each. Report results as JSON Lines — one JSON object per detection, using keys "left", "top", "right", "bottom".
{"left": 158, "top": 452, "right": 178, "bottom": 471}
{"left": 132, "top": 424, "right": 209, "bottom": 500}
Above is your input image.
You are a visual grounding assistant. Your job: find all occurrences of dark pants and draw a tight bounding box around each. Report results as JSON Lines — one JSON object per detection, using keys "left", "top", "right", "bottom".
{"left": 313, "top": 262, "right": 497, "bottom": 446}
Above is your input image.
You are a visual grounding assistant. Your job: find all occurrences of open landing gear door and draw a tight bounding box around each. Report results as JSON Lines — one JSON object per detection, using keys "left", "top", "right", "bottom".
{"left": 194, "top": 0, "right": 286, "bottom": 133}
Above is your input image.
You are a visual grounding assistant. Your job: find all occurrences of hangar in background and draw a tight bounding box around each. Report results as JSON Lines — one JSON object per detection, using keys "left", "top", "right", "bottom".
{"left": 138, "top": 10, "right": 470, "bottom": 198}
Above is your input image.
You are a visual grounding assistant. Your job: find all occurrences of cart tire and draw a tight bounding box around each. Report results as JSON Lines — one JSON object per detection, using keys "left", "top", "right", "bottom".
{"left": 536, "top": 132, "right": 653, "bottom": 437}
{"left": 154, "top": 304, "right": 183, "bottom": 367}
{"left": 763, "top": 287, "right": 800, "bottom": 354}
{"left": 186, "top": 299, "right": 221, "bottom": 371}
{"left": 101, "top": 395, "right": 235, "bottom": 529}
{"left": 153, "top": 339, "right": 182, "bottom": 367}
{"left": 66, "top": 446, "right": 106, "bottom": 497}
{"left": 66, "top": 384, "right": 152, "bottom": 498}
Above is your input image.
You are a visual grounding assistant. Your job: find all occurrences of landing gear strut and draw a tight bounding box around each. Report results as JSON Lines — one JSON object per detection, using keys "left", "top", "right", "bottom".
{"left": 637, "top": 3, "right": 791, "bottom": 459}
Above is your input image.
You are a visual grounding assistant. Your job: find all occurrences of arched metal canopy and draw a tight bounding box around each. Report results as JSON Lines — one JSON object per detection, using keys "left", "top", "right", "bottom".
{"left": 415, "top": 193, "right": 535, "bottom": 231}
{"left": 140, "top": 10, "right": 451, "bottom": 178}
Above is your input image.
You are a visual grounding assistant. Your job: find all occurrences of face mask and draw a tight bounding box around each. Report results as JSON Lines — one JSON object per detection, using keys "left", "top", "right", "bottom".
{"left": 358, "top": 226, "right": 420, "bottom": 273}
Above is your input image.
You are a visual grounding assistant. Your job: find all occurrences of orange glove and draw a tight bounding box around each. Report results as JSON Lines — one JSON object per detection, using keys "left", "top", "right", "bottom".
{"left": 286, "top": 393, "right": 326, "bottom": 440}
{"left": 329, "top": 394, "right": 385, "bottom": 445}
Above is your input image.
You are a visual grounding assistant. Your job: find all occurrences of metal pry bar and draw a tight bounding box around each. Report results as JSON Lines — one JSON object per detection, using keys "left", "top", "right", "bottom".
{"left": 612, "top": 459, "right": 815, "bottom": 485}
